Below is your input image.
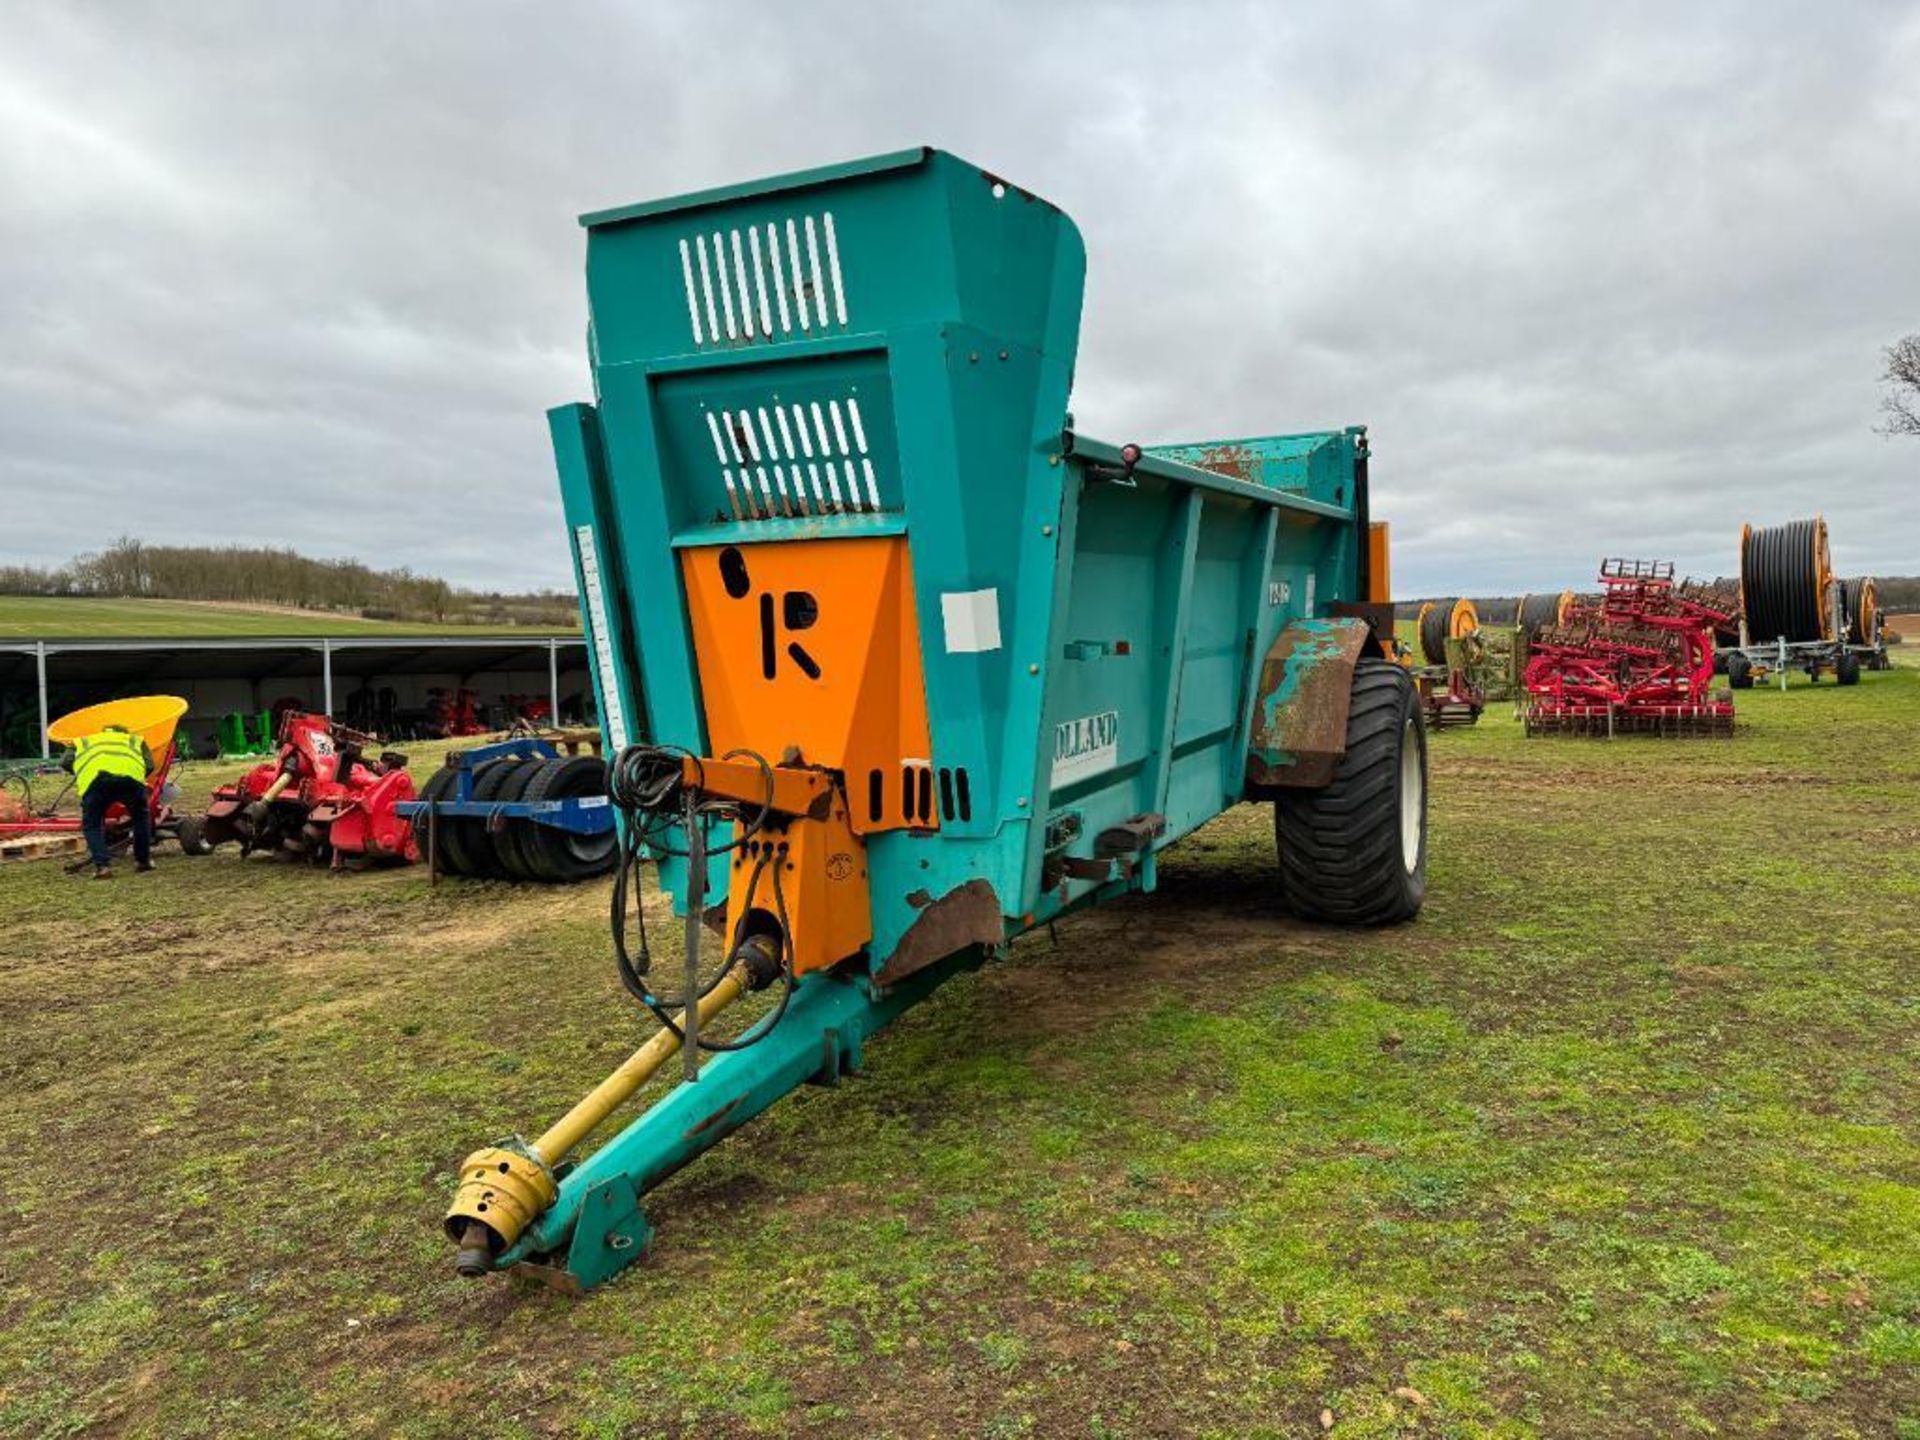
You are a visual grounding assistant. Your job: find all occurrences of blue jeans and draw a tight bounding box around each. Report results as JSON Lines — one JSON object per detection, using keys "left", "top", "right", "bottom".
{"left": 81, "top": 775, "right": 151, "bottom": 869}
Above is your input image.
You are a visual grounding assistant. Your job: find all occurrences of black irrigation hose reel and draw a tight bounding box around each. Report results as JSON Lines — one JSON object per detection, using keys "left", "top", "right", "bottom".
{"left": 1728, "top": 516, "right": 1886, "bottom": 687}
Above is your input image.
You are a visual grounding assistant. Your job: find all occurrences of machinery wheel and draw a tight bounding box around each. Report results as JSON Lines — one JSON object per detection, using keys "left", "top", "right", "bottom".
{"left": 521, "top": 754, "right": 617, "bottom": 883}
{"left": 437, "top": 761, "right": 499, "bottom": 877}
{"left": 412, "top": 764, "right": 460, "bottom": 872}
{"left": 1836, "top": 649, "right": 1861, "bottom": 686}
{"left": 177, "top": 814, "right": 214, "bottom": 856}
{"left": 488, "top": 758, "right": 548, "bottom": 881}
{"left": 1726, "top": 652, "right": 1754, "bottom": 690}
{"left": 1273, "top": 659, "right": 1426, "bottom": 925}
{"left": 461, "top": 759, "right": 526, "bottom": 879}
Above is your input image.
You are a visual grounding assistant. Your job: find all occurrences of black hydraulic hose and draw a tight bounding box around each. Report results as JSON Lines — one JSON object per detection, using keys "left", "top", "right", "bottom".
{"left": 606, "top": 741, "right": 794, "bottom": 1053}
{"left": 612, "top": 837, "right": 797, "bottom": 1052}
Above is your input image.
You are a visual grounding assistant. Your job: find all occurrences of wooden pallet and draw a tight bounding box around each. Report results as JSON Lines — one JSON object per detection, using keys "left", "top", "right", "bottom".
{"left": 0, "top": 829, "right": 87, "bottom": 864}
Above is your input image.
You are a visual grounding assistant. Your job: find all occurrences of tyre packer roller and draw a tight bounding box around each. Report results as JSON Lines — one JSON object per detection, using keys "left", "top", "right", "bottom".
{"left": 443, "top": 147, "right": 1432, "bottom": 1291}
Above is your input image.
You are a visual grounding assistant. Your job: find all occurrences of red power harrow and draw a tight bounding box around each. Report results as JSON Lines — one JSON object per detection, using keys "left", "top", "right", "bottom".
{"left": 1523, "top": 560, "right": 1739, "bottom": 737}
{"left": 184, "top": 712, "right": 420, "bottom": 866}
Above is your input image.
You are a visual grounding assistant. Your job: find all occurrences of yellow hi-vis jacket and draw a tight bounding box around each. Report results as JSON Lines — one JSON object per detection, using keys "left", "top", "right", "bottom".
{"left": 71, "top": 730, "right": 152, "bottom": 797}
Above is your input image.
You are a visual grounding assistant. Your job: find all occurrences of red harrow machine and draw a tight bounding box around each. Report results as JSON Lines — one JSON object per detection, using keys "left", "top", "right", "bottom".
{"left": 181, "top": 711, "right": 420, "bottom": 866}
{"left": 1522, "top": 560, "right": 1738, "bottom": 737}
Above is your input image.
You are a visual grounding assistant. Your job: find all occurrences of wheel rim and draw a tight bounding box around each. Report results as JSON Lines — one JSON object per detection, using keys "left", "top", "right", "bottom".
{"left": 1399, "top": 717, "right": 1423, "bottom": 873}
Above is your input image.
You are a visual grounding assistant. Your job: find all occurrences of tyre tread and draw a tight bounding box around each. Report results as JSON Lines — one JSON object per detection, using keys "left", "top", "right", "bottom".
{"left": 1273, "top": 659, "right": 1427, "bottom": 926}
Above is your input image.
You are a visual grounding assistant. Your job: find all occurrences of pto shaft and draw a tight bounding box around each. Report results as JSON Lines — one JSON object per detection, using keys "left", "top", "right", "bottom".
{"left": 445, "top": 938, "right": 781, "bottom": 1275}
{"left": 535, "top": 960, "right": 750, "bottom": 1161}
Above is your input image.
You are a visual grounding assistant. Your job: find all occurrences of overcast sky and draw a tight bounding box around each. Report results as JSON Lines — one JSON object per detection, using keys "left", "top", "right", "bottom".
{"left": 4, "top": 2, "right": 1916, "bottom": 596}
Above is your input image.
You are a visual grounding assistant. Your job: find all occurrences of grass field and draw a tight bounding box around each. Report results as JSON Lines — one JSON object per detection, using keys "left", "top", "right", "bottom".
{"left": 2, "top": 665, "right": 1916, "bottom": 1437}
{"left": 0, "top": 596, "right": 577, "bottom": 639}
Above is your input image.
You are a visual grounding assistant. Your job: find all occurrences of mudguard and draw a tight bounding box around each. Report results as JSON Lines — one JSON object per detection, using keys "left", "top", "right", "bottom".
{"left": 1245, "top": 617, "right": 1372, "bottom": 790}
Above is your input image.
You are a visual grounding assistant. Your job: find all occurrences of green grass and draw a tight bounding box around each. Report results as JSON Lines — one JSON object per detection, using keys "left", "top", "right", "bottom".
{"left": 0, "top": 596, "right": 577, "bottom": 638}
{"left": 0, "top": 665, "right": 1916, "bottom": 1436}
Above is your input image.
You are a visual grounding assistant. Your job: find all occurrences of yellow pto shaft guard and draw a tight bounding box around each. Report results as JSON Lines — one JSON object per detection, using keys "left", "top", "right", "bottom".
{"left": 444, "top": 952, "right": 763, "bottom": 1274}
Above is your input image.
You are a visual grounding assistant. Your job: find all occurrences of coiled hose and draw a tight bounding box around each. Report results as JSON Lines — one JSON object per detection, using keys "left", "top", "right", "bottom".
{"left": 1515, "top": 591, "right": 1569, "bottom": 639}
{"left": 1741, "top": 517, "right": 1830, "bottom": 643}
{"left": 1843, "top": 577, "right": 1879, "bottom": 645}
{"left": 605, "top": 742, "right": 796, "bottom": 1052}
{"left": 1420, "top": 597, "right": 1479, "bottom": 664}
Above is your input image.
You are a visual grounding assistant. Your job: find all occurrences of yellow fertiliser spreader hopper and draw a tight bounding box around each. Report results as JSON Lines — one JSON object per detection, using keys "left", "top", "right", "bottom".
{"left": 1, "top": 696, "right": 190, "bottom": 852}
{"left": 46, "top": 695, "right": 189, "bottom": 757}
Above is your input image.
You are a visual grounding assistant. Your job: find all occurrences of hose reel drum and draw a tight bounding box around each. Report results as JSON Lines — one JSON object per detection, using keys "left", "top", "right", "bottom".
{"left": 1739, "top": 516, "right": 1836, "bottom": 645}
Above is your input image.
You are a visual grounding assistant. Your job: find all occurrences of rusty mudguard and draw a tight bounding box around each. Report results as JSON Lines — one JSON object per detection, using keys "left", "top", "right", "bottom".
{"left": 874, "top": 878, "right": 1004, "bottom": 987}
{"left": 1245, "top": 617, "right": 1372, "bottom": 790}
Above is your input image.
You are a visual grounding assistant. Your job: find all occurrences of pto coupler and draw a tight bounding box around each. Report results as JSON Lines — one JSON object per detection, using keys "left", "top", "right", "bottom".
{"left": 444, "top": 934, "right": 783, "bottom": 1277}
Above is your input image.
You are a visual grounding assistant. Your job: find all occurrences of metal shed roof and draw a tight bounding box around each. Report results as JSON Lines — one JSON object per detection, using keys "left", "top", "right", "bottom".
{"left": 0, "top": 634, "right": 586, "bottom": 685}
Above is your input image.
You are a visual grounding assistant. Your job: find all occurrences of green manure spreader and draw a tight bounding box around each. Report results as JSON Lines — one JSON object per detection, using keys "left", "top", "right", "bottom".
{"left": 445, "top": 147, "right": 1429, "bottom": 1291}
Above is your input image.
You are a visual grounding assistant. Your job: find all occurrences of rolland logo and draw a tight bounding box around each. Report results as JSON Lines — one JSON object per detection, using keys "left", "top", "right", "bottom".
{"left": 1052, "top": 710, "right": 1119, "bottom": 784}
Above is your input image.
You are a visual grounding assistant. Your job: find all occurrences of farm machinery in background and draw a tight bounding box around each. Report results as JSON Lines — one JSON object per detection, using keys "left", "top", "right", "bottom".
{"left": 182, "top": 712, "right": 421, "bottom": 866}
{"left": 1522, "top": 560, "right": 1738, "bottom": 736}
{"left": 216, "top": 710, "right": 276, "bottom": 759}
{"left": 179, "top": 709, "right": 619, "bottom": 882}
{"left": 399, "top": 736, "right": 617, "bottom": 882}
{"left": 1720, "top": 516, "right": 1889, "bottom": 688}
{"left": 1410, "top": 596, "right": 1492, "bottom": 727}
{"left": 424, "top": 687, "right": 485, "bottom": 738}
{"left": 441, "top": 146, "right": 1430, "bottom": 1291}
{"left": 0, "top": 697, "right": 192, "bottom": 861}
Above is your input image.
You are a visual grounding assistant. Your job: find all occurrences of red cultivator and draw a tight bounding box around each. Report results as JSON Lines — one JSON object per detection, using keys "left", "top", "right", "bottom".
{"left": 1523, "top": 560, "right": 1738, "bottom": 737}
{"left": 184, "top": 712, "right": 420, "bottom": 866}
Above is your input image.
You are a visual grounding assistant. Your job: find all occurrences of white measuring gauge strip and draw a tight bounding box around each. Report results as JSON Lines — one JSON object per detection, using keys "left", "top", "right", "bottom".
{"left": 574, "top": 524, "right": 630, "bottom": 751}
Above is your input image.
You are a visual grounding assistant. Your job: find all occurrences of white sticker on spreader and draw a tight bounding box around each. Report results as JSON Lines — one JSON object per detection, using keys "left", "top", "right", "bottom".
{"left": 941, "top": 588, "right": 1002, "bottom": 654}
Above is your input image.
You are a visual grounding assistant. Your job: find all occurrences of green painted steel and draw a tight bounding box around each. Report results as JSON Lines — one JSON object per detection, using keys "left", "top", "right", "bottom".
{"left": 523, "top": 148, "right": 1374, "bottom": 1287}
{"left": 495, "top": 948, "right": 982, "bottom": 1284}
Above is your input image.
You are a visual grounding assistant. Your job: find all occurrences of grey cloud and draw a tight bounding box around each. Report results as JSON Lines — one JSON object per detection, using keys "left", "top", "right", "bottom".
{"left": 2, "top": 1, "right": 1915, "bottom": 595}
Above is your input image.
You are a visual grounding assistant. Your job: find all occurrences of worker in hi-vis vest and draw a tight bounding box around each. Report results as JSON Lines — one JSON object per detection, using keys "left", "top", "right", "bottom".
{"left": 62, "top": 723, "right": 156, "bottom": 878}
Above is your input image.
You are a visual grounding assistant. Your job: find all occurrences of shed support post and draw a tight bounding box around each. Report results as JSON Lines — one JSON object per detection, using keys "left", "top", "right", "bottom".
{"left": 549, "top": 639, "right": 561, "bottom": 727}
{"left": 322, "top": 638, "right": 334, "bottom": 717}
{"left": 36, "top": 641, "right": 49, "bottom": 758}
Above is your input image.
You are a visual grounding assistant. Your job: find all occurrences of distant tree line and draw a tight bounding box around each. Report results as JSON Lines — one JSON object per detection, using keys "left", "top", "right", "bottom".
{"left": 0, "top": 537, "right": 579, "bottom": 628}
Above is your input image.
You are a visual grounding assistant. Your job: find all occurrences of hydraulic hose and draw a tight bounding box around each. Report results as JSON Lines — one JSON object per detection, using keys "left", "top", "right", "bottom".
{"left": 605, "top": 742, "right": 797, "bottom": 1053}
